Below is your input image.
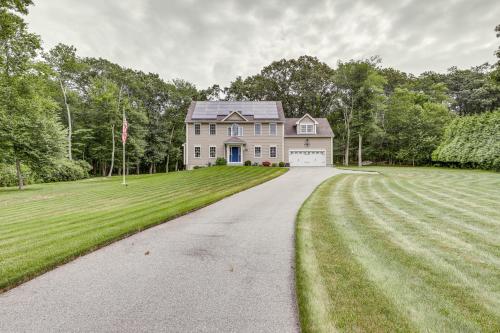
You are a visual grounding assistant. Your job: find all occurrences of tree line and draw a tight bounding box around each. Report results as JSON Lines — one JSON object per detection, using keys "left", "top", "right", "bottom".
{"left": 1, "top": 1, "right": 499, "bottom": 189}
{"left": 214, "top": 54, "right": 500, "bottom": 167}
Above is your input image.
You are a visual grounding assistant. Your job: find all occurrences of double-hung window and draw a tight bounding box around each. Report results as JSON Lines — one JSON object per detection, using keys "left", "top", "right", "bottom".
{"left": 194, "top": 146, "right": 201, "bottom": 158}
{"left": 194, "top": 123, "right": 201, "bottom": 135}
{"left": 254, "top": 123, "right": 261, "bottom": 135}
{"left": 270, "top": 146, "right": 277, "bottom": 158}
{"left": 209, "top": 123, "right": 216, "bottom": 135}
{"left": 299, "top": 124, "right": 314, "bottom": 134}
{"left": 209, "top": 146, "right": 216, "bottom": 158}
{"left": 269, "top": 123, "right": 277, "bottom": 136}
{"left": 254, "top": 146, "right": 262, "bottom": 158}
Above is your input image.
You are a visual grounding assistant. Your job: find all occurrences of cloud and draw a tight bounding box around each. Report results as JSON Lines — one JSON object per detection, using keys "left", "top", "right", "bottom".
{"left": 26, "top": 0, "right": 500, "bottom": 88}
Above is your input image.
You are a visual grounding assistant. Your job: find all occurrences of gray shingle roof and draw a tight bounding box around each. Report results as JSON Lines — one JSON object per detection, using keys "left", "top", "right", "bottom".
{"left": 284, "top": 118, "right": 334, "bottom": 138}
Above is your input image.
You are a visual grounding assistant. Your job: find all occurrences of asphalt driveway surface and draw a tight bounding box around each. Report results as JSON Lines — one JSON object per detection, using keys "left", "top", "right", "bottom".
{"left": 0, "top": 167, "right": 353, "bottom": 332}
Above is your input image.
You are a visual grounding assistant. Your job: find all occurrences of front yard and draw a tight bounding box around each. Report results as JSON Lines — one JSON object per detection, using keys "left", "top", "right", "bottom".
{"left": 0, "top": 166, "right": 286, "bottom": 291}
{"left": 296, "top": 167, "right": 500, "bottom": 332}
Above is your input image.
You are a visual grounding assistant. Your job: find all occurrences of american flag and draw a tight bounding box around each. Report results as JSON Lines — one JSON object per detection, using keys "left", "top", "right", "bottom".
{"left": 121, "top": 116, "right": 128, "bottom": 143}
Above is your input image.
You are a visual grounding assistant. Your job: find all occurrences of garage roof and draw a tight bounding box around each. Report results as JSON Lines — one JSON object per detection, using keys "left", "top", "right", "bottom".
{"left": 284, "top": 118, "right": 334, "bottom": 138}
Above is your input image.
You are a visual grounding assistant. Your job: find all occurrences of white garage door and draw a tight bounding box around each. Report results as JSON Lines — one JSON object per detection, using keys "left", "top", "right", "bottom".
{"left": 289, "top": 149, "right": 326, "bottom": 167}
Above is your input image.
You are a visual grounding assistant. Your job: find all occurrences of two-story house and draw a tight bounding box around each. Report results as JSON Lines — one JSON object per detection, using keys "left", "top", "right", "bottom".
{"left": 183, "top": 101, "right": 334, "bottom": 169}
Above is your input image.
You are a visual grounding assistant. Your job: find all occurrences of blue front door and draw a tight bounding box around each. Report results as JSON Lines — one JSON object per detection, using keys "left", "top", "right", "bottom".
{"left": 230, "top": 146, "right": 240, "bottom": 163}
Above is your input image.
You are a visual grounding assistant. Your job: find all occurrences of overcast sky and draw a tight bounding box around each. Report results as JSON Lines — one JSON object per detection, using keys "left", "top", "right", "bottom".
{"left": 27, "top": 0, "right": 499, "bottom": 88}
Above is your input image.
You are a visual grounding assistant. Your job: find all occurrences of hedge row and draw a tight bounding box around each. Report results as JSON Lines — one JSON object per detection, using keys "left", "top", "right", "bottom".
{"left": 432, "top": 110, "right": 500, "bottom": 171}
{"left": 0, "top": 159, "right": 92, "bottom": 187}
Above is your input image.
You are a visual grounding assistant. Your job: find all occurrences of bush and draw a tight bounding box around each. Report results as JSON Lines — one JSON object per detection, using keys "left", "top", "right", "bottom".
{"left": 0, "top": 163, "right": 36, "bottom": 187}
{"left": 271, "top": 163, "right": 277, "bottom": 167}
{"left": 285, "top": 163, "right": 290, "bottom": 167}
{"left": 432, "top": 110, "right": 500, "bottom": 171}
{"left": 278, "top": 162, "right": 285, "bottom": 167}
{"left": 215, "top": 157, "right": 227, "bottom": 166}
{"left": 37, "top": 159, "right": 91, "bottom": 183}
{"left": 244, "top": 160, "right": 252, "bottom": 166}
{"left": 252, "top": 162, "right": 259, "bottom": 166}
{"left": 262, "top": 161, "right": 271, "bottom": 167}
{"left": 193, "top": 165, "right": 205, "bottom": 169}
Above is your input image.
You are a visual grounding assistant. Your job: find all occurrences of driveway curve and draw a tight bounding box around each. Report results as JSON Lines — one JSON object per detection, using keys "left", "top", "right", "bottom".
{"left": 0, "top": 167, "right": 353, "bottom": 332}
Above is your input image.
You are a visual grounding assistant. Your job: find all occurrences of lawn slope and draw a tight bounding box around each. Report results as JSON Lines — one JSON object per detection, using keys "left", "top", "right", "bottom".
{"left": 296, "top": 167, "right": 500, "bottom": 332}
{"left": 0, "top": 166, "right": 286, "bottom": 291}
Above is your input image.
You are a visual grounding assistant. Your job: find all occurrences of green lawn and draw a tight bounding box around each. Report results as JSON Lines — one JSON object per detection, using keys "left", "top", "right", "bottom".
{"left": 0, "top": 166, "right": 286, "bottom": 291}
{"left": 296, "top": 167, "right": 500, "bottom": 332}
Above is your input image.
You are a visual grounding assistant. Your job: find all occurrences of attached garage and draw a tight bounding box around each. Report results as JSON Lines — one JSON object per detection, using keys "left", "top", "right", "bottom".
{"left": 289, "top": 149, "right": 326, "bottom": 167}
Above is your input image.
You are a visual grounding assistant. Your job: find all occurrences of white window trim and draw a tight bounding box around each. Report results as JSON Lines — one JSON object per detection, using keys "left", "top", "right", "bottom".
{"left": 254, "top": 145, "right": 262, "bottom": 158}
{"left": 269, "top": 123, "right": 277, "bottom": 136}
{"left": 194, "top": 123, "right": 201, "bottom": 135}
{"left": 298, "top": 123, "right": 316, "bottom": 134}
{"left": 209, "top": 145, "right": 216, "bottom": 158}
{"left": 194, "top": 145, "right": 201, "bottom": 158}
{"left": 269, "top": 145, "right": 277, "bottom": 158}
{"left": 254, "top": 123, "right": 261, "bottom": 136}
{"left": 209, "top": 123, "right": 216, "bottom": 136}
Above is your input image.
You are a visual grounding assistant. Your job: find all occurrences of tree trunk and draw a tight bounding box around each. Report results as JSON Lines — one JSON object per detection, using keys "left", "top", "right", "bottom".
{"left": 153, "top": 163, "right": 156, "bottom": 174}
{"left": 15, "top": 158, "right": 24, "bottom": 190}
{"left": 136, "top": 161, "right": 140, "bottom": 175}
{"left": 175, "top": 160, "right": 178, "bottom": 171}
{"left": 149, "top": 164, "right": 153, "bottom": 174}
{"left": 344, "top": 125, "right": 350, "bottom": 166}
{"left": 358, "top": 133, "right": 362, "bottom": 167}
{"left": 59, "top": 79, "right": 72, "bottom": 160}
{"left": 107, "top": 124, "right": 115, "bottom": 177}
{"left": 165, "top": 125, "right": 175, "bottom": 173}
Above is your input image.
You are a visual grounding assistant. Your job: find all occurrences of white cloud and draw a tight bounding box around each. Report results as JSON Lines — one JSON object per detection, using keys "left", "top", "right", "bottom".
{"left": 27, "top": 0, "right": 500, "bottom": 88}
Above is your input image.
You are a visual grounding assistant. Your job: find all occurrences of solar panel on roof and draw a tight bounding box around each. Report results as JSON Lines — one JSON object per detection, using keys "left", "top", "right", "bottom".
{"left": 192, "top": 101, "right": 279, "bottom": 119}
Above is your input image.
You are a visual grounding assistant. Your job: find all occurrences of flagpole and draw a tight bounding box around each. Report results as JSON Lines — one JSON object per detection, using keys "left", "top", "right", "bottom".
{"left": 122, "top": 111, "right": 126, "bottom": 186}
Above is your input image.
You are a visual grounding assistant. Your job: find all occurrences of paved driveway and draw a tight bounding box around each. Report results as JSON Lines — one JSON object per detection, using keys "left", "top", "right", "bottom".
{"left": 0, "top": 167, "right": 353, "bottom": 332}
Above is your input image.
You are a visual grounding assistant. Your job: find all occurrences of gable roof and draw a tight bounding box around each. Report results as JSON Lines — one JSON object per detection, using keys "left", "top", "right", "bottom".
{"left": 224, "top": 136, "right": 246, "bottom": 144}
{"left": 185, "top": 101, "right": 285, "bottom": 122}
{"left": 295, "top": 113, "right": 318, "bottom": 125}
{"left": 285, "top": 118, "right": 334, "bottom": 138}
{"left": 221, "top": 111, "right": 248, "bottom": 122}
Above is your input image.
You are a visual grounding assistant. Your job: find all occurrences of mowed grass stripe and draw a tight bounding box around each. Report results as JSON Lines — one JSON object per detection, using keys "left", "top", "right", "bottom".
{"left": 363, "top": 176, "right": 500, "bottom": 312}
{"left": 0, "top": 170, "right": 270, "bottom": 240}
{"left": 0, "top": 166, "right": 257, "bottom": 215}
{"left": 0, "top": 167, "right": 271, "bottom": 227}
{"left": 296, "top": 167, "right": 500, "bottom": 332}
{"left": 296, "top": 175, "right": 414, "bottom": 333}
{"left": 0, "top": 167, "right": 260, "bottom": 219}
{"left": 383, "top": 177, "right": 500, "bottom": 256}
{"left": 0, "top": 166, "right": 286, "bottom": 291}
{"left": 403, "top": 177, "right": 500, "bottom": 221}
{"left": 350, "top": 175, "right": 498, "bottom": 331}
{"left": 0, "top": 172, "right": 279, "bottom": 260}
{"left": 1, "top": 168, "right": 278, "bottom": 252}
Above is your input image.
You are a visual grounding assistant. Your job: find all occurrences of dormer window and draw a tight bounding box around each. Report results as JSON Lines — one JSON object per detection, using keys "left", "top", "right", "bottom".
{"left": 299, "top": 124, "right": 315, "bottom": 134}
{"left": 296, "top": 114, "right": 319, "bottom": 135}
